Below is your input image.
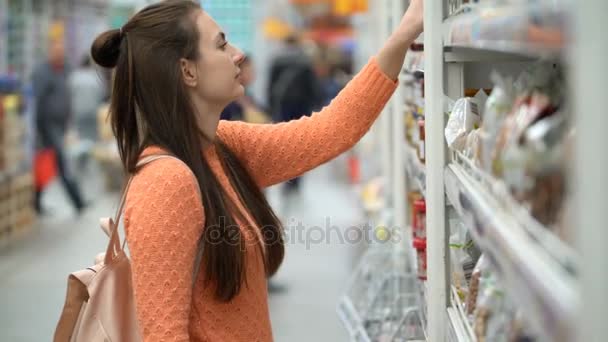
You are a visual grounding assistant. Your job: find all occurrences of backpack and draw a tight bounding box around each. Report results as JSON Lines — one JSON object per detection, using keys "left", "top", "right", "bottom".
{"left": 53, "top": 154, "right": 182, "bottom": 342}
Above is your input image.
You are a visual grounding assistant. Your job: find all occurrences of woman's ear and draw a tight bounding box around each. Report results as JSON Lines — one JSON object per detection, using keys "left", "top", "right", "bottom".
{"left": 180, "top": 58, "right": 198, "bottom": 87}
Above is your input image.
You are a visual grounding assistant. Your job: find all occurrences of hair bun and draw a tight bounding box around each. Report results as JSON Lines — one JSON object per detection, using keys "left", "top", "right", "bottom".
{"left": 91, "top": 29, "right": 123, "bottom": 68}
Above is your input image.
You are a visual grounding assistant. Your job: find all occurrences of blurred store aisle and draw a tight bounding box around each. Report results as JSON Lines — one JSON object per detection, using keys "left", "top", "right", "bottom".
{"left": 0, "top": 159, "right": 361, "bottom": 341}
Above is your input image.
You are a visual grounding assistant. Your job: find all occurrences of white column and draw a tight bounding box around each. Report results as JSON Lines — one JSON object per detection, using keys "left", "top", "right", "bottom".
{"left": 390, "top": 0, "right": 407, "bottom": 238}
{"left": 573, "top": 0, "right": 608, "bottom": 341}
{"left": 424, "top": 0, "right": 448, "bottom": 341}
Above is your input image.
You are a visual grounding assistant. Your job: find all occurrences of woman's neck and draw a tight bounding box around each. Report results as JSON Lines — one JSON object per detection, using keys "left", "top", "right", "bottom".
{"left": 190, "top": 94, "right": 223, "bottom": 146}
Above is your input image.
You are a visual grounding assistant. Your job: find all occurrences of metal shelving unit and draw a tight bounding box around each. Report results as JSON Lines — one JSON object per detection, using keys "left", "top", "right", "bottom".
{"left": 423, "top": 0, "right": 578, "bottom": 340}
{"left": 346, "top": 0, "right": 607, "bottom": 341}
{"left": 419, "top": 0, "right": 602, "bottom": 341}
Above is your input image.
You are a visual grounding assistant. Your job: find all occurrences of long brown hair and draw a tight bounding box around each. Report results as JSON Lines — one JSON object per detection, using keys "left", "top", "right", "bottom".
{"left": 91, "top": 0, "right": 284, "bottom": 301}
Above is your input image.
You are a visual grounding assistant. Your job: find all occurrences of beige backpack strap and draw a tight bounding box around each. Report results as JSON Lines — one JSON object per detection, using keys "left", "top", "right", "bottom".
{"left": 104, "top": 154, "right": 183, "bottom": 265}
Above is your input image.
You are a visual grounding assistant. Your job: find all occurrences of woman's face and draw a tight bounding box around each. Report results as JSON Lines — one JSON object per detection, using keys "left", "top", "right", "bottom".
{"left": 184, "top": 11, "right": 244, "bottom": 138}
{"left": 195, "top": 11, "right": 245, "bottom": 102}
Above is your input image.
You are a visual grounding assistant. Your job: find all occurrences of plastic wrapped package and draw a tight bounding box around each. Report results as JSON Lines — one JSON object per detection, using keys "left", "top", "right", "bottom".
{"left": 465, "top": 128, "right": 482, "bottom": 161}
{"left": 449, "top": 220, "right": 477, "bottom": 298}
{"left": 518, "top": 112, "right": 569, "bottom": 226}
{"left": 445, "top": 97, "right": 481, "bottom": 151}
{"left": 478, "top": 72, "right": 516, "bottom": 173}
{"left": 450, "top": 247, "right": 469, "bottom": 301}
{"left": 474, "top": 88, "right": 489, "bottom": 117}
{"left": 492, "top": 65, "right": 561, "bottom": 179}
{"left": 465, "top": 254, "right": 489, "bottom": 316}
{"left": 413, "top": 199, "right": 426, "bottom": 238}
{"left": 474, "top": 273, "right": 505, "bottom": 342}
{"left": 413, "top": 238, "right": 427, "bottom": 280}
{"left": 482, "top": 287, "right": 509, "bottom": 342}
{"left": 554, "top": 127, "right": 576, "bottom": 243}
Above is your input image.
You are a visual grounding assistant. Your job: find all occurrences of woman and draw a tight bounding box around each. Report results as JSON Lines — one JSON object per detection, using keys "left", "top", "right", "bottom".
{"left": 90, "top": 0, "right": 422, "bottom": 340}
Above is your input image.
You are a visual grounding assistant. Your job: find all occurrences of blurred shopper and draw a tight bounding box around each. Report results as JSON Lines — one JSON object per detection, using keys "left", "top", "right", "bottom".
{"left": 70, "top": 55, "right": 105, "bottom": 142}
{"left": 69, "top": 55, "right": 106, "bottom": 171}
{"left": 32, "top": 39, "right": 86, "bottom": 215}
{"left": 221, "top": 55, "right": 269, "bottom": 123}
{"left": 315, "top": 61, "right": 344, "bottom": 107}
{"left": 85, "top": 0, "right": 422, "bottom": 340}
{"left": 268, "top": 34, "right": 321, "bottom": 192}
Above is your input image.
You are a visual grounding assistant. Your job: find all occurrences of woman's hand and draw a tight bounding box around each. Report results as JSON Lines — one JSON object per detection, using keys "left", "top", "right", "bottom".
{"left": 402, "top": 0, "right": 424, "bottom": 36}
{"left": 376, "top": 0, "right": 424, "bottom": 80}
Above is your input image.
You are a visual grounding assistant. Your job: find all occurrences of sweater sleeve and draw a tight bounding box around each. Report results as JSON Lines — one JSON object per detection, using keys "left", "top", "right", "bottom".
{"left": 218, "top": 57, "right": 397, "bottom": 188}
{"left": 124, "top": 158, "right": 204, "bottom": 341}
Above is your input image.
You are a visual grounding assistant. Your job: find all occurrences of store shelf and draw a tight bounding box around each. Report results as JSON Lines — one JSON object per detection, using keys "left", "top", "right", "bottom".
{"left": 444, "top": 151, "right": 578, "bottom": 342}
{"left": 404, "top": 143, "right": 426, "bottom": 197}
{"left": 443, "top": 2, "right": 568, "bottom": 61}
{"left": 447, "top": 286, "right": 475, "bottom": 342}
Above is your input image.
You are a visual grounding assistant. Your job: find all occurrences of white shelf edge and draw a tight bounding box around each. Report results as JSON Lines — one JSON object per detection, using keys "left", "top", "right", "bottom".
{"left": 450, "top": 286, "right": 476, "bottom": 342}
{"left": 447, "top": 307, "right": 470, "bottom": 342}
{"left": 444, "top": 162, "right": 579, "bottom": 341}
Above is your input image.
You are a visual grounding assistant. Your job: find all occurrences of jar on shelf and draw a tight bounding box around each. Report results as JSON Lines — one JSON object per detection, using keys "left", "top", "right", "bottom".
{"left": 418, "top": 119, "right": 426, "bottom": 164}
{"left": 413, "top": 199, "right": 426, "bottom": 239}
{"left": 413, "top": 237, "right": 427, "bottom": 280}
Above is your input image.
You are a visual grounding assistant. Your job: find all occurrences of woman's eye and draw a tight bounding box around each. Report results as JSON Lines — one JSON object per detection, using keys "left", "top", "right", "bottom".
{"left": 220, "top": 42, "right": 228, "bottom": 51}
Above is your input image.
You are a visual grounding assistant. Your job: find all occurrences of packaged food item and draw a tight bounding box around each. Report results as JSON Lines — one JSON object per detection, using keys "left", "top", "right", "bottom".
{"left": 464, "top": 128, "right": 481, "bottom": 161}
{"left": 463, "top": 230, "right": 482, "bottom": 266}
{"left": 483, "top": 291, "right": 509, "bottom": 342}
{"left": 517, "top": 112, "right": 568, "bottom": 226}
{"left": 413, "top": 199, "right": 426, "bottom": 238}
{"left": 474, "top": 274, "right": 504, "bottom": 342}
{"left": 418, "top": 119, "right": 426, "bottom": 164}
{"left": 450, "top": 247, "right": 468, "bottom": 301}
{"left": 413, "top": 237, "right": 427, "bottom": 280}
{"left": 465, "top": 255, "right": 488, "bottom": 316}
{"left": 449, "top": 220, "right": 477, "bottom": 299}
{"left": 408, "top": 191, "right": 423, "bottom": 231}
{"left": 473, "top": 89, "right": 489, "bottom": 117}
{"left": 478, "top": 72, "right": 516, "bottom": 172}
{"left": 495, "top": 63, "right": 568, "bottom": 227}
{"left": 445, "top": 97, "right": 481, "bottom": 151}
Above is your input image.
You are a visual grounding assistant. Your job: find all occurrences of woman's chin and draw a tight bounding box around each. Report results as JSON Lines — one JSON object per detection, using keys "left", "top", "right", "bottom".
{"left": 235, "top": 84, "right": 245, "bottom": 96}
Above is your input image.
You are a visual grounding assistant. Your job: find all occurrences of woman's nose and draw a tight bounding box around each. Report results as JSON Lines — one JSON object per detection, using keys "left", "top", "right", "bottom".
{"left": 233, "top": 47, "right": 245, "bottom": 65}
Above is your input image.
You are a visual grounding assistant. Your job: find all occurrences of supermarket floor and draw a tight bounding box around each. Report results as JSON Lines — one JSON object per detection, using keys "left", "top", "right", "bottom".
{"left": 0, "top": 157, "right": 365, "bottom": 342}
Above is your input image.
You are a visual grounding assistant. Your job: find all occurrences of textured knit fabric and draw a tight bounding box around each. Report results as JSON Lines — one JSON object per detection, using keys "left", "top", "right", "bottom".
{"left": 123, "top": 58, "right": 397, "bottom": 342}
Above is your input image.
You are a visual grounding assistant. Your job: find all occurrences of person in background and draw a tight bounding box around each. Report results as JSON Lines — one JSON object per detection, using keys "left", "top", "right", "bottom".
{"left": 268, "top": 34, "right": 321, "bottom": 192}
{"left": 315, "top": 60, "right": 344, "bottom": 108}
{"left": 221, "top": 55, "right": 269, "bottom": 123}
{"left": 70, "top": 55, "right": 106, "bottom": 142}
{"left": 32, "top": 39, "right": 86, "bottom": 215}
{"left": 69, "top": 55, "right": 107, "bottom": 171}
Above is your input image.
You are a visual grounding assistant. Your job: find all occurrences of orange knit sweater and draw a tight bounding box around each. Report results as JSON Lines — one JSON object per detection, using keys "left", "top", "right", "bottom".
{"left": 123, "top": 58, "right": 397, "bottom": 342}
